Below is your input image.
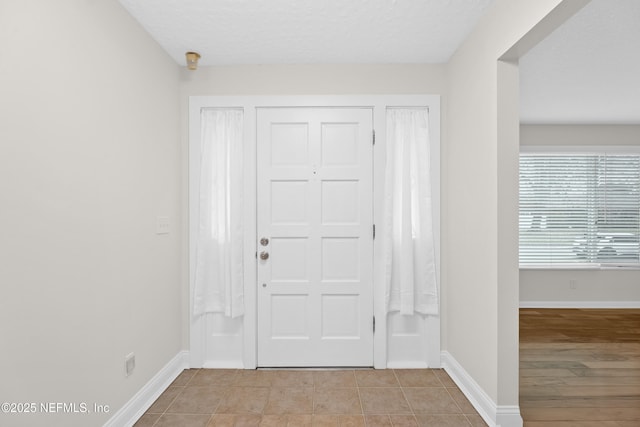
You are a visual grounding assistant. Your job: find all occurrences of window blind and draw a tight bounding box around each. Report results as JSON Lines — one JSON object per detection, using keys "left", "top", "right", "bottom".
{"left": 519, "top": 153, "right": 640, "bottom": 267}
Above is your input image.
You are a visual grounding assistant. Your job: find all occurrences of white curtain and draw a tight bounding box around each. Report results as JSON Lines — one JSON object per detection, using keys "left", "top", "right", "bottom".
{"left": 193, "top": 109, "right": 244, "bottom": 318}
{"left": 383, "top": 108, "right": 438, "bottom": 316}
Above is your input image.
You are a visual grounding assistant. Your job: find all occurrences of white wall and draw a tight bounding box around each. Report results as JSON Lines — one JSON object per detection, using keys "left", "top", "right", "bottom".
{"left": 520, "top": 125, "right": 640, "bottom": 306}
{"left": 445, "top": 0, "right": 588, "bottom": 421}
{"left": 520, "top": 269, "right": 640, "bottom": 305}
{"left": 521, "top": 124, "right": 640, "bottom": 147}
{"left": 0, "top": 2, "right": 181, "bottom": 426}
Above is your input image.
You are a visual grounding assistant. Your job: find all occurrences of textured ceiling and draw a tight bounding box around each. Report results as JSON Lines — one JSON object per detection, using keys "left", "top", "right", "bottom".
{"left": 119, "top": 0, "right": 640, "bottom": 124}
{"left": 117, "top": 0, "right": 494, "bottom": 65}
{"left": 520, "top": 0, "right": 640, "bottom": 124}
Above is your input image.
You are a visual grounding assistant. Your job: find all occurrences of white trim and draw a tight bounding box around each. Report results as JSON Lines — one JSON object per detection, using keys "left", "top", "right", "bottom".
{"left": 519, "top": 264, "right": 599, "bottom": 270}
{"left": 189, "top": 95, "right": 441, "bottom": 369}
{"left": 520, "top": 145, "right": 640, "bottom": 154}
{"left": 426, "top": 314, "right": 442, "bottom": 368}
{"left": 104, "top": 351, "right": 189, "bottom": 427}
{"left": 520, "top": 263, "right": 640, "bottom": 271}
{"left": 202, "top": 360, "right": 244, "bottom": 369}
{"left": 441, "top": 351, "right": 523, "bottom": 427}
{"left": 386, "top": 361, "right": 429, "bottom": 369}
{"left": 496, "top": 406, "right": 525, "bottom": 427}
{"left": 520, "top": 300, "right": 640, "bottom": 309}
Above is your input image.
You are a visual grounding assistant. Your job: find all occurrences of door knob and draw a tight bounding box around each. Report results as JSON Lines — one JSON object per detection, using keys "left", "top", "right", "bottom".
{"left": 260, "top": 251, "right": 269, "bottom": 260}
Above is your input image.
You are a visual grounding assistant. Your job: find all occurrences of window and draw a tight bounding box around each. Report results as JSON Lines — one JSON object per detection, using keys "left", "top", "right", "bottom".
{"left": 519, "top": 150, "right": 640, "bottom": 267}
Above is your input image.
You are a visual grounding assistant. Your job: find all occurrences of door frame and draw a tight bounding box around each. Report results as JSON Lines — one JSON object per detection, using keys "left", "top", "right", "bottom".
{"left": 189, "top": 95, "right": 441, "bottom": 369}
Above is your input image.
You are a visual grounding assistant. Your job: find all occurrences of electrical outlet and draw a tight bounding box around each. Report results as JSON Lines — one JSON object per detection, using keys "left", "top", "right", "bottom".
{"left": 156, "top": 216, "right": 170, "bottom": 235}
{"left": 569, "top": 279, "right": 577, "bottom": 290}
{"left": 125, "top": 353, "right": 135, "bottom": 377}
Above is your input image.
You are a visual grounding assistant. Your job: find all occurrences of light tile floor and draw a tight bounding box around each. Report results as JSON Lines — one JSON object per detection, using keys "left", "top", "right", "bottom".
{"left": 134, "top": 369, "right": 488, "bottom": 427}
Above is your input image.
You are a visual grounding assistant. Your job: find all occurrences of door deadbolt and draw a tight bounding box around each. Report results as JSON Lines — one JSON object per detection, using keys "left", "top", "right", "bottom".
{"left": 260, "top": 237, "right": 269, "bottom": 246}
{"left": 260, "top": 251, "right": 269, "bottom": 260}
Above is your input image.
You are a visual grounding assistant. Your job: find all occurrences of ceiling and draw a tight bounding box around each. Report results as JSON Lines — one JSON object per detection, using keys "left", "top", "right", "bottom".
{"left": 118, "top": 0, "right": 640, "bottom": 124}
{"left": 117, "top": 0, "right": 493, "bottom": 64}
{"left": 520, "top": 0, "right": 640, "bottom": 124}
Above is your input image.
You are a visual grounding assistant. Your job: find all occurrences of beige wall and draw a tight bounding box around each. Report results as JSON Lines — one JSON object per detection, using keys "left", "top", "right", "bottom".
{"left": 520, "top": 124, "right": 640, "bottom": 304}
{"left": 445, "top": 0, "right": 587, "bottom": 410}
{"left": 0, "top": 1, "right": 181, "bottom": 426}
{"left": 179, "top": 64, "right": 447, "bottom": 96}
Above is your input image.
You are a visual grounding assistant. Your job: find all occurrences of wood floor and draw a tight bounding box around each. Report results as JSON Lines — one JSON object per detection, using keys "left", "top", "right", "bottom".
{"left": 520, "top": 308, "right": 640, "bottom": 427}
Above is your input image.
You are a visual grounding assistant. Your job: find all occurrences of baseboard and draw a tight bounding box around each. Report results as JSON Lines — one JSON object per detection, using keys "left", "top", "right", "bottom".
{"left": 520, "top": 300, "right": 640, "bottom": 308}
{"left": 203, "top": 360, "right": 244, "bottom": 369}
{"left": 496, "top": 405, "right": 524, "bottom": 427}
{"left": 386, "top": 361, "right": 429, "bottom": 369}
{"left": 104, "top": 350, "right": 189, "bottom": 427}
{"left": 440, "top": 351, "right": 523, "bottom": 427}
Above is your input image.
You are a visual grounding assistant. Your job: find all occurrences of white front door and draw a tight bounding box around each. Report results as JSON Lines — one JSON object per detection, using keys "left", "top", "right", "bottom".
{"left": 257, "top": 107, "right": 374, "bottom": 367}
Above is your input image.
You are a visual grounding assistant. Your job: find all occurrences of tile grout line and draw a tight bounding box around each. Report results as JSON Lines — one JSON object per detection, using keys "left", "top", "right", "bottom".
{"left": 392, "top": 369, "right": 419, "bottom": 426}
{"left": 151, "top": 369, "right": 227, "bottom": 427}
{"left": 353, "top": 370, "right": 367, "bottom": 426}
{"left": 435, "top": 368, "right": 476, "bottom": 424}
{"left": 208, "top": 371, "right": 230, "bottom": 426}
{"left": 151, "top": 372, "right": 191, "bottom": 425}
{"left": 149, "top": 370, "right": 195, "bottom": 426}
{"left": 442, "top": 384, "right": 472, "bottom": 426}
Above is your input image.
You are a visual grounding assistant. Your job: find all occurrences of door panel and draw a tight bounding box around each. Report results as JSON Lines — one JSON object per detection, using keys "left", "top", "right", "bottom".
{"left": 257, "top": 107, "right": 374, "bottom": 367}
